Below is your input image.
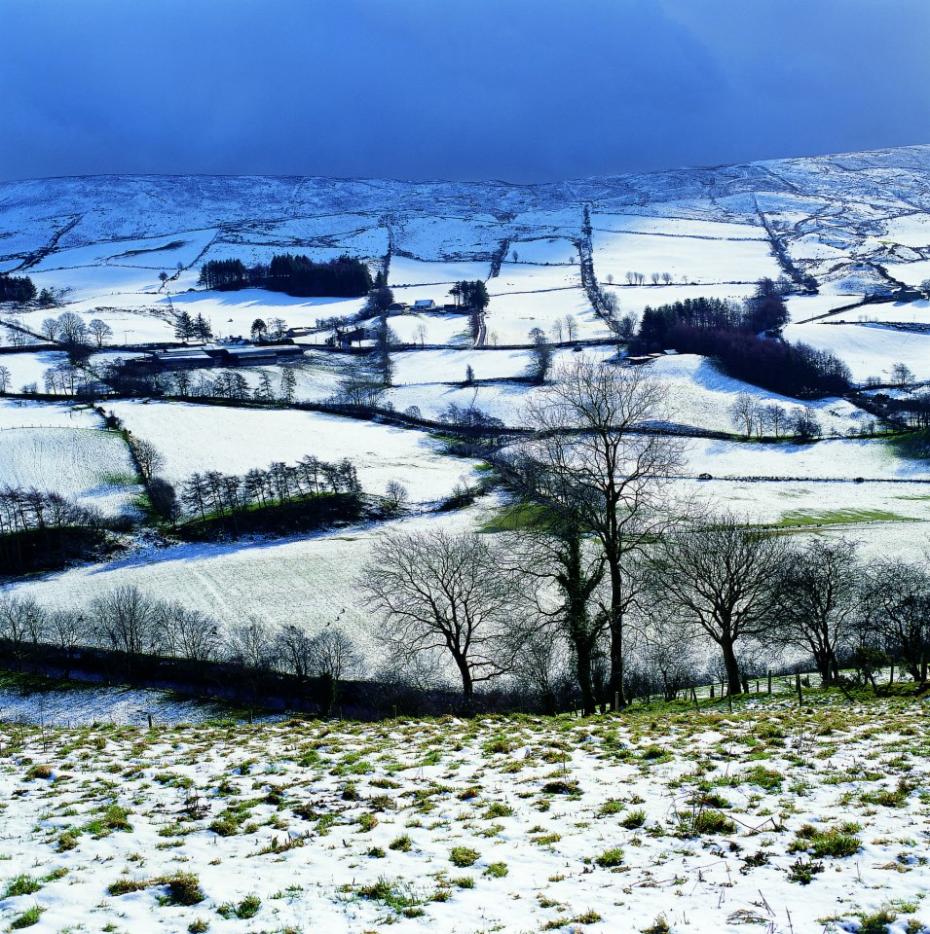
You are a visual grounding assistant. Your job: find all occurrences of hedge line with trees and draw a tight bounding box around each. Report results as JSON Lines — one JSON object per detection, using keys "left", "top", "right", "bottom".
{"left": 198, "top": 254, "right": 373, "bottom": 297}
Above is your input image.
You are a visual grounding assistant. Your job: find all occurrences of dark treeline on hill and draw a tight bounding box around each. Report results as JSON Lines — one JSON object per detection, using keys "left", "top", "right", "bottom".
{"left": 167, "top": 457, "right": 365, "bottom": 539}
{"left": 632, "top": 279, "right": 850, "bottom": 397}
{"left": 0, "top": 487, "right": 117, "bottom": 576}
{"left": 0, "top": 272, "right": 37, "bottom": 303}
{"left": 198, "top": 254, "right": 373, "bottom": 297}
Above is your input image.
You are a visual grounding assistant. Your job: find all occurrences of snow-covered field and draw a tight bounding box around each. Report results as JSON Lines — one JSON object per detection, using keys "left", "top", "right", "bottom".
{"left": 6, "top": 505, "right": 487, "bottom": 663}
{"left": 783, "top": 321, "right": 930, "bottom": 383}
{"left": 591, "top": 229, "right": 781, "bottom": 284}
{"left": 647, "top": 354, "right": 864, "bottom": 435}
{"left": 0, "top": 399, "right": 101, "bottom": 430}
{"left": 0, "top": 350, "right": 68, "bottom": 392}
{"left": 103, "top": 400, "right": 478, "bottom": 502}
{"left": 0, "top": 426, "right": 141, "bottom": 514}
{"left": 485, "top": 288, "right": 609, "bottom": 344}
{"left": 0, "top": 694, "right": 927, "bottom": 933}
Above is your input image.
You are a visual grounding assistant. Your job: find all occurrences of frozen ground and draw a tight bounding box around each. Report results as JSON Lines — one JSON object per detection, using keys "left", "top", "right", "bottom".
{"left": 647, "top": 354, "right": 864, "bottom": 436}
{"left": 5, "top": 504, "right": 489, "bottom": 666}
{"left": 0, "top": 694, "right": 927, "bottom": 933}
{"left": 0, "top": 426, "right": 141, "bottom": 514}
{"left": 0, "top": 399, "right": 101, "bottom": 430}
{"left": 103, "top": 400, "right": 479, "bottom": 503}
{"left": 783, "top": 321, "right": 930, "bottom": 383}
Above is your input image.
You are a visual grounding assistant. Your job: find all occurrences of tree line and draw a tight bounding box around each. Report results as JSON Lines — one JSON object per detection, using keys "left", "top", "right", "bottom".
{"left": 198, "top": 254, "right": 374, "bottom": 298}
{"left": 177, "top": 456, "right": 362, "bottom": 522}
{"left": 631, "top": 280, "right": 850, "bottom": 397}
{"left": 358, "top": 356, "right": 927, "bottom": 712}
{"left": 0, "top": 587, "right": 362, "bottom": 702}
{"left": 0, "top": 273, "right": 37, "bottom": 304}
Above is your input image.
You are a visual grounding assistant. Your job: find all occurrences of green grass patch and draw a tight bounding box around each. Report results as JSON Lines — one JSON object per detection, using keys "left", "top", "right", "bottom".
{"left": 777, "top": 508, "right": 910, "bottom": 528}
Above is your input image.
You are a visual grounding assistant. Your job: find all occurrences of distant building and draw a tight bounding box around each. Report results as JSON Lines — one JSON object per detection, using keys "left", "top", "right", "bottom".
{"left": 412, "top": 299, "right": 435, "bottom": 311}
{"left": 127, "top": 343, "right": 303, "bottom": 372}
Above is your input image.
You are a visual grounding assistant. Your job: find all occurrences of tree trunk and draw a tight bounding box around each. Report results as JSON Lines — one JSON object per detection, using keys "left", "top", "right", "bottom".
{"left": 606, "top": 560, "right": 626, "bottom": 709}
{"left": 721, "top": 639, "right": 743, "bottom": 696}
{"left": 455, "top": 656, "right": 474, "bottom": 705}
{"left": 575, "top": 640, "right": 597, "bottom": 716}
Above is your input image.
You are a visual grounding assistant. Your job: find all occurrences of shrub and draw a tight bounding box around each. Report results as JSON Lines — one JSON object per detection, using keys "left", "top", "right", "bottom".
{"left": 389, "top": 834, "right": 412, "bottom": 852}
{"left": 787, "top": 857, "right": 824, "bottom": 885}
{"left": 10, "top": 906, "right": 44, "bottom": 930}
{"left": 234, "top": 895, "right": 261, "bottom": 919}
{"left": 689, "top": 810, "right": 736, "bottom": 835}
{"left": 3, "top": 876, "right": 42, "bottom": 898}
{"left": 24, "top": 764, "right": 53, "bottom": 781}
{"left": 858, "top": 908, "right": 897, "bottom": 934}
{"left": 541, "top": 779, "right": 580, "bottom": 796}
{"left": 484, "top": 802, "right": 514, "bottom": 819}
{"left": 163, "top": 872, "right": 205, "bottom": 906}
{"left": 357, "top": 812, "right": 378, "bottom": 833}
{"left": 620, "top": 809, "right": 646, "bottom": 829}
{"left": 742, "top": 766, "right": 783, "bottom": 792}
{"left": 57, "top": 831, "right": 78, "bottom": 852}
{"left": 483, "top": 862, "right": 509, "bottom": 878}
{"left": 209, "top": 813, "right": 240, "bottom": 837}
{"left": 790, "top": 824, "right": 860, "bottom": 858}
{"left": 449, "top": 847, "right": 480, "bottom": 868}
{"left": 595, "top": 847, "right": 624, "bottom": 868}
{"left": 108, "top": 878, "right": 148, "bottom": 896}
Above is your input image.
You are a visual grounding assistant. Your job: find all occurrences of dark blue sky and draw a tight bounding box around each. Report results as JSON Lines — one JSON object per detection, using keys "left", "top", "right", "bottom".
{"left": 2, "top": 0, "right": 928, "bottom": 183}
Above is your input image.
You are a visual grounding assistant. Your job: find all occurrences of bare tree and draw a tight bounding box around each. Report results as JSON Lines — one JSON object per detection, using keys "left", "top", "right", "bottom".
{"left": 88, "top": 319, "right": 113, "bottom": 347}
{"left": 891, "top": 361, "right": 915, "bottom": 388}
{"left": 661, "top": 272, "right": 672, "bottom": 286}
{"left": 132, "top": 438, "right": 165, "bottom": 482}
{"left": 0, "top": 595, "right": 47, "bottom": 657}
{"left": 638, "top": 607, "right": 699, "bottom": 701}
{"left": 564, "top": 314, "right": 578, "bottom": 342}
{"left": 161, "top": 602, "right": 221, "bottom": 662}
{"left": 759, "top": 403, "right": 787, "bottom": 438}
{"left": 90, "top": 585, "right": 163, "bottom": 661}
{"left": 773, "top": 539, "right": 859, "bottom": 685}
{"left": 650, "top": 272, "right": 660, "bottom": 285}
{"left": 0, "top": 365, "right": 10, "bottom": 393}
{"left": 361, "top": 529, "right": 524, "bottom": 701}
{"left": 307, "top": 625, "right": 361, "bottom": 681}
{"left": 503, "top": 517, "right": 608, "bottom": 714}
{"left": 528, "top": 327, "right": 553, "bottom": 384}
{"left": 56, "top": 311, "right": 88, "bottom": 345}
{"left": 650, "top": 515, "right": 788, "bottom": 695}
{"left": 860, "top": 559, "right": 930, "bottom": 687}
{"left": 730, "top": 392, "right": 757, "bottom": 438}
{"left": 41, "top": 317, "right": 60, "bottom": 341}
{"left": 616, "top": 312, "right": 638, "bottom": 342}
{"left": 228, "top": 618, "right": 277, "bottom": 669}
{"left": 48, "top": 608, "right": 87, "bottom": 652}
{"left": 515, "top": 356, "right": 683, "bottom": 706}
{"left": 383, "top": 480, "right": 409, "bottom": 514}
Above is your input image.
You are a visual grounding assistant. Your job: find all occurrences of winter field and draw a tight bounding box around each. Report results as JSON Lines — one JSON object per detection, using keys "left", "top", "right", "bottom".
{"left": 6, "top": 148, "right": 930, "bottom": 933}
{"left": 0, "top": 691, "right": 928, "bottom": 933}
{"left": 0, "top": 426, "right": 140, "bottom": 515}
{"left": 102, "top": 400, "right": 478, "bottom": 503}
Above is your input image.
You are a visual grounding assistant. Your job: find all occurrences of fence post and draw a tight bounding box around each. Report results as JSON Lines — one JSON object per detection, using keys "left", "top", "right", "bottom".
{"left": 710, "top": 683, "right": 715, "bottom": 699}
{"left": 147, "top": 713, "right": 153, "bottom": 730}
{"left": 767, "top": 671, "right": 772, "bottom": 695}
{"left": 795, "top": 673, "right": 803, "bottom": 706}
{"left": 691, "top": 687, "right": 699, "bottom": 711}
{"left": 613, "top": 691, "right": 619, "bottom": 712}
